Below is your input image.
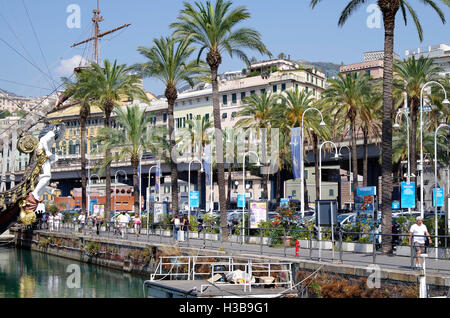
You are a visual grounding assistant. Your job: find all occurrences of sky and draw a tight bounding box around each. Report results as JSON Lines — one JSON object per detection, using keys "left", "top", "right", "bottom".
{"left": 0, "top": 0, "right": 449, "bottom": 98}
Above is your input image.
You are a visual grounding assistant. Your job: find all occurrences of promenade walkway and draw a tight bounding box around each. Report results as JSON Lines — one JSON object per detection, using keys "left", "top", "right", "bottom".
{"left": 41, "top": 225, "right": 450, "bottom": 278}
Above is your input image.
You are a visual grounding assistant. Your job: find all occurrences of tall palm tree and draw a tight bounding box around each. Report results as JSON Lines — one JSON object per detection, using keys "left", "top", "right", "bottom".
{"left": 96, "top": 105, "right": 168, "bottom": 213}
{"left": 171, "top": 0, "right": 271, "bottom": 239}
{"left": 236, "top": 91, "right": 280, "bottom": 200}
{"left": 133, "top": 36, "right": 205, "bottom": 216}
{"left": 74, "top": 60, "right": 147, "bottom": 222}
{"left": 322, "top": 73, "right": 371, "bottom": 198}
{"left": 311, "top": 0, "right": 449, "bottom": 255}
{"left": 394, "top": 56, "right": 443, "bottom": 185}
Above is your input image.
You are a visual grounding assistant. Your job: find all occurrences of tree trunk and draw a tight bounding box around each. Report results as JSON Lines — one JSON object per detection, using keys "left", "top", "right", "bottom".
{"left": 363, "top": 127, "right": 369, "bottom": 187}
{"left": 166, "top": 86, "right": 178, "bottom": 217}
{"left": 132, "top": 159, "right": 140, "bottom": 214}
{"left": 208, "top": 51, "right": 228, "bottom": 240}
{"left": 380, "top": 4, "right": 398, "bottom": 254}
{"left": 313, "top": 134, "right": 320, "bottom": 201}
{"left": 410, "top": 95, "right": 419, "bottom": 205}
{"left": 351, "top": 120, "right": 359, "bottom": 198}
{"left": 276, "top": 167, "right": 281, "bottom": 206}
{"left": 104, "top": 108, "right": 112, "bottom": 223}
{"left": 80, "top": 113, "right": 87, "bottom": 216}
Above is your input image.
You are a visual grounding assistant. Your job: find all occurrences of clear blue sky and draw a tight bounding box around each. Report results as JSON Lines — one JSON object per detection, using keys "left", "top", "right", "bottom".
{"left": 0, "top": 0, "right": 449, "bottom": 97}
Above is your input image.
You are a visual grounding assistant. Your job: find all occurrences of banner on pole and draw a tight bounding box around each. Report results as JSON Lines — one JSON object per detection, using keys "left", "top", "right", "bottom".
{"left": 291, "top": 127, "right": 302, "bottom": 179}
{"left": 433, "top": 188, "right": 444, "bottom": 208}
{"left": 400, "top": 182, "right": 416, "bottom": 209}
{"left": 190, "top": 191, "right": 199, "bottom": 208}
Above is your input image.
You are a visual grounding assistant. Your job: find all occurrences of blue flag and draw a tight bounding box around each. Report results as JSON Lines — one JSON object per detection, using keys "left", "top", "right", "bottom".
{"left": 291, "top": 127, "right": 302, "bottom": 179}
{"left": 204, "top": 144, "right": 211, "bottom": 185}
{"left": 155, "top": 160, "right": 160, "bottom": 193}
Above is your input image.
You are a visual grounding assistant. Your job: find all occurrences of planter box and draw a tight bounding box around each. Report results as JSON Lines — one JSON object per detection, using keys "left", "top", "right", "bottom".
{"left": 311, "top": 240, "right": 333, "bottom": 250}
{"left": 342, "top": 242, "right": 373, "bottom": 254}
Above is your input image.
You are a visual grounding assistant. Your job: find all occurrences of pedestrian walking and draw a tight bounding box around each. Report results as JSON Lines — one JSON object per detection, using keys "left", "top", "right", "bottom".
{"left": 133, "top": 213, "right": 141, "bottom": 237}
{"left": 197, "top": 216, "right": 204, "bottom": 233}
{"left": 119, "top": 212, "right": 129, "bottom": 239}
{"left": 409, "top": 216, "right": 432, "bottom": 269}
{"left": 95, "top": 213, "right": 103, "bottom": 236}
{"left": 78, "top": 212, "right": 86, "bottom": 233}
{"left": 48, "top": 213, "right": 54, "bottom": 231}
{"left": 171, "top": 215, "right": 181, "bottom": 241}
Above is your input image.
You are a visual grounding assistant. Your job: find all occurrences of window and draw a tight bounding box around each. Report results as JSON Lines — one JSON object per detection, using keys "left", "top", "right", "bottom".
{"left": 295, "top": 84, "right": 299, "bottom": 90}
{"left": 321, "top": 80, "right": 324, "bottom": 87}
{"left": 273, "top": 85, "right": 277, "bottom": 93}
{"left": 232, "top": 93, "right": 237, "bottom": 104}
{"left": 189, "top": 99, "right": 193, "bottom": 105}
{"left": 307, "top": 74, "right": 309, "bottom": 81}
{"left": 260, "top": 88, "right": 266, "bottom": 94}
{"left": 292, "top": 190, "right": 297, "bottom": 197}
{"left": 313, "top": 88, "right": 316, "bottom": 95}
{"left": 305, "top": 170, "right": 308, "bottom": 179}
{"left": 197, "top": 98, "right": 201, "bottom": 103}
{"left": 250, "top": 90, "right": 256, "bottom": 95}
{"left": 281, "top": 83, "right": 286, "bottom": 91}
{"left": 241, "top": 92, "right": 246, "bottom": 101}
{"left": 366, "top": 70, "right": 371, "bottom": 76}
{"left": 231, "top": 112, "right": 237, "bottom": 119}
{"left": 163, "top": 113, "right": 167, "bottom": 122}
{"left": 329, "top": 189, "right": 335, "bottom": 196}
{"left": 205, "top": 114, "right": 210, "bottom": 122}
{"left": 305, "top": 87, "right": 309, "bottom": 93}
{"left": 206, "top": 97, "right": 209, "bottom": 102}
{"left": 222, "top": 113, "right": 228, "bottom": 120}
{"left": 222, "top": 95, "right": 228, "bottom": 105}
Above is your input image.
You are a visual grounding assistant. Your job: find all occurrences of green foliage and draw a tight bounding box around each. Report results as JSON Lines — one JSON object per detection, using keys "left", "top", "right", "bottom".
{"left": 85, "top": 242, "right": 100, "bottom": 257}
{"left": 45, "top": 203, "right": 59, "bottom": 215}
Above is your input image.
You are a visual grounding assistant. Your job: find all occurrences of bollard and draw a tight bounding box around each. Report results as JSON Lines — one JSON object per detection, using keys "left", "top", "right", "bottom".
{"left": 295, "top": 239, "right": 300, "bottom": 257}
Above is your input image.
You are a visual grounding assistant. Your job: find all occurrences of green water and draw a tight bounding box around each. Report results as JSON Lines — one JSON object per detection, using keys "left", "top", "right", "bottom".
{"left": 0, "top": 247, "right": 146, "bottom": 298}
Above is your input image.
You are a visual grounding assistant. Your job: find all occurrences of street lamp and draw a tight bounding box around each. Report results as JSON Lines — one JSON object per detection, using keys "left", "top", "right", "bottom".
{"left": 419, "top": 81, "right": 449, "bottom": 218}
{"left": 338, "top": 145, "right": 352, "bottom": 211}
{"left": 188, "top": 158, "right": 204, "bottom": 220}
{"left": 301, "top": 107, "right": 326, "bottom": 218}
{"left": 242, "top": 151, "right": 262, "bottom": 242}
{"left": 319, "top": 141, "right": 339, "bottom": 200}
{"left": 114, "top": 170, "right": 127, "bottom": 215}
{"left": 87, "top": 174, "right": 101, "bottom": 217}
{"left": 433, "top": 124, "right": 449, "bottom": 258}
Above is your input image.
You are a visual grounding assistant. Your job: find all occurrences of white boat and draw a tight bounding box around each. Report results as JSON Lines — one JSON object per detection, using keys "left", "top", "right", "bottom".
{"left": 144, "top": 255, "right": 297, "bottom": 298}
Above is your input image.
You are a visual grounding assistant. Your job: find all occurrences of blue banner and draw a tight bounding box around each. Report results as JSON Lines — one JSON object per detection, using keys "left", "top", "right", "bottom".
{"left": 155, "top": 161, "right": 160, "bottom": 193}
{"left": 392, "top": 202, "right": 400, "bottom": 210}
{"left": 400, "top": 182, "right": 416, "bottom": 209}
{"left": 356, "top": 187, "right": 376, "bottom": 196}
{"left": 190, "top": 191, "right": 199, "bottom": 208}
{"left": 291, "top": 127, "right": 302, "bottom": 179}
{"left": 280, "top": 198, "right": 289, "bottom": 208}
{"left": 238, "top": 194, "right": 245, "bottom": 208}
{"left": 433, "top": 188, "right": 444, "bottom": 208}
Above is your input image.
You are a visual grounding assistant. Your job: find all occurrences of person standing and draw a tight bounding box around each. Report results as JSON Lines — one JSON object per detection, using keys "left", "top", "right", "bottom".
{"left": 409, "top": 217, "right": 432, "bottom": 269}
{"left": 182, "top": 214, "right": 190, "bottom": 241}
{"left": 171, "top": 215, "right": 181, "bottom": 241}
{"left": 48, "top": 213, "right": 54, "bottom": 231}
{"left": 119, "top": 212, "right": 129, "bottom": 239}
{"left": 78, "top": 212, "right": 86, "bottom": 233}
{"left": 95, "top": 213, "right": 103, "bottom": 236}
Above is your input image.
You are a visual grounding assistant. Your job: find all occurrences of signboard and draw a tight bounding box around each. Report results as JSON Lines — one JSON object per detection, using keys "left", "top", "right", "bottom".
{"left": 153, "top": 202, "right": 167, "bottom": 223}
{"left": 280, "top": 198, "right": 290, "bottom": 208}
{"left": 238, "top": 194, "right": 246, "bottom": 208}
{"left": 189, "top": 191, "right": 199, "bottom": 208}
{"left": 92, "top": 205, "right": 104, "bottom": 217}
{"left": 89, "top": 199, "right": 98, "bottom": 214}
{"left": 355, "top": 187, "right": 376, "bottom": 224}
{"left": 315, "top": 200, "right": 338, "bottom": 227}
{"left": 433, "top": 188, "right": 444, "bottom": 208}
{"left": 392, "top": 201, "right": 400, "bottom": 210}
{"left": 401, "top": 182, "right": 416, "bottom": 209}
{"left": 249, "top": 201, "right": 268, "bottom": 229}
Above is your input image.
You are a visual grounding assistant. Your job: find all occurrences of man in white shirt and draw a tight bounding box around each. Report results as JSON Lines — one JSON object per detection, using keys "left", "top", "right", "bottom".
{"left": 78, "top": 212, "right": 86, "bottom": 233}
{"left": 409, "top": 217, "right": 432, "bottom": 269}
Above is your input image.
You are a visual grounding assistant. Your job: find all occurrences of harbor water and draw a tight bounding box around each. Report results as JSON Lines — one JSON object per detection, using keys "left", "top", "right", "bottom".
{"left": 0, "top": 247, "right": 146, "bottom": 298}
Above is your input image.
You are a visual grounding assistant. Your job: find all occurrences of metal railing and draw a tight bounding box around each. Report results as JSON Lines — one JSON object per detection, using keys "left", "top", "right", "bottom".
{"left": 33, "top": 220, "right": 450, "bottom": 272}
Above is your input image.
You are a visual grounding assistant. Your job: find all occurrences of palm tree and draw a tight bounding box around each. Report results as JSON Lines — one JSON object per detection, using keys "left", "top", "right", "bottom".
{"left": 236, "top": 92, "right": 280, "bottom": 200}
{"left": 133, "top": 36, "right": 205, "bottom": 216}
{"left": 311, "top": 0, "right": 449, "bottom": 255}
{"left": 74, "top": 60, "right": 147, "bottom": 222}
{"left": 96, "top": 105, "right": 168, "bottom": 213}
{"left": 171, "top": 0, "right": 271, "bottom": 239}
{"left": 394, "top": 56, "right": 443, "bottom": 185}
{"left": 322, "top": 73, "right": 371, "bottom": 198}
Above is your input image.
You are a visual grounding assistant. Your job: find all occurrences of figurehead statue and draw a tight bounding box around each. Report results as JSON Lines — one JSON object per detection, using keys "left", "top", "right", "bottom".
{"left": 19, "top": 121, "right": 65, "bottom": 225}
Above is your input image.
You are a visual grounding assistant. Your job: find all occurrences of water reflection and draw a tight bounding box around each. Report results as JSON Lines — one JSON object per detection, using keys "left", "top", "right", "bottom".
{"left": 0, "top": 247, "right": 145, "bottom": 298}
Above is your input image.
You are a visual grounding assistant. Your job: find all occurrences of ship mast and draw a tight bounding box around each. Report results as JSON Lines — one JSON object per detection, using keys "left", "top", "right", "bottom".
{"left": 70, "top": 0, "right": 130, "bottom": 65}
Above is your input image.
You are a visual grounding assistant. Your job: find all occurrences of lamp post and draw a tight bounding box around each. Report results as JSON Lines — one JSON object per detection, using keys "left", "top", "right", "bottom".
{"left": 433, "top": 124, "right": 449, "bottom": 259}
{"left": 242, "top": 151, "right": 262, "bottom": 242}
{"left": 419, "top": 81, "right": 449, "bottom": 218}
{"left": 338, "top": 145, "right": 352, "bottom": 211}
{"left": 319, "top": 141, "right": 340, "bottom": 200}
{"left": 87, "top": 174, "right": 101, "bottom": 217}
{"left": 188, "top": 158, "right": 203, "bottom": 220}
{"left": 114, "top": 170, "right": 127, "bottom": 215}
{"left": 301, "top": 108, "right": 326, "bottom": 218}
